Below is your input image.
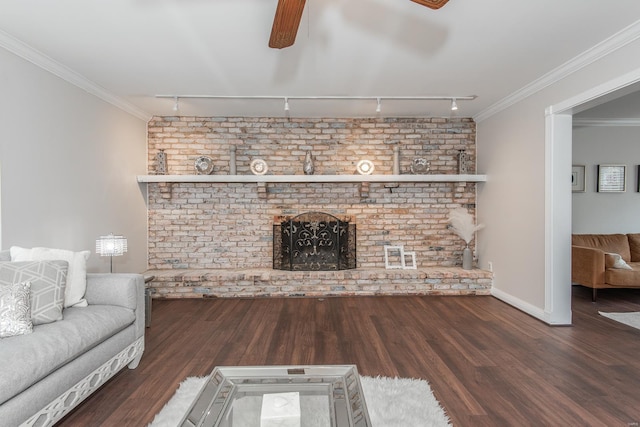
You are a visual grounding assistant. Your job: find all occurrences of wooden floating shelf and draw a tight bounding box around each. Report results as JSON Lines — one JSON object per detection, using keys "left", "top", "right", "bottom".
{"left": 136, "top": 174, "right": 487, "bottom": 183}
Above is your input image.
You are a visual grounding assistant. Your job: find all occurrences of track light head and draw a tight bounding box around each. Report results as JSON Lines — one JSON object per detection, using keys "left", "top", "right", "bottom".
{"left": 450, "top": 98, "right": 458, "bottom": 111}
{"left": 173, "top": 97, "right": 179, "bottom": 113}
{"left": 284, "top": 97, "right": 290, "bottom": 112}
{"left": 376, "top": 98, "right": 381, "bottom": 113}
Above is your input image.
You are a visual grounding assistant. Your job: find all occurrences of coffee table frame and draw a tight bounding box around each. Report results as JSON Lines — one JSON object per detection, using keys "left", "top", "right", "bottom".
{"left": 180, "top": 365, "right": 371, "bottom": 427}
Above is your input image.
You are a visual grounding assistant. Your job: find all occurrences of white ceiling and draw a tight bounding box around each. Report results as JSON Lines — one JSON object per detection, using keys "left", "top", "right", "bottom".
{"left": 2, "top": 0, "right": 640, "bottom": 119}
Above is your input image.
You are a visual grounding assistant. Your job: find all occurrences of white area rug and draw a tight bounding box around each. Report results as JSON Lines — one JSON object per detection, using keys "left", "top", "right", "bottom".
{"left": 149, "top": 375, "right": 451, "bottom": 427}
{"left": 599, "top": 311, "right": 640, "bottom": 330}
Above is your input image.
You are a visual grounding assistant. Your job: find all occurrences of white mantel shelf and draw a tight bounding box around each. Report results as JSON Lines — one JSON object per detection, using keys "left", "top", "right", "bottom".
{"left": 137, "top": 174, "right": 487, "bottom": 183}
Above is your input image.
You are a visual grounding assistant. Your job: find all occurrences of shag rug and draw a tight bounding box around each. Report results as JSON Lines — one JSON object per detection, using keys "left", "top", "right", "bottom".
{"left": 599, "top": 311, "right": 640, "bottom": 330}
{"left": 149, "top": 375, "right": 451, "bottom": 427}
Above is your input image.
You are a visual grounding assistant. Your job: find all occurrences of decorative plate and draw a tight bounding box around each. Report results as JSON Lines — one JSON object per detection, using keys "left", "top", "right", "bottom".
{"left": 356, "top": 159, "right": 375, "bottom": 175}
{"left": 250, "top": 159, "right": 268, "bottom": 175}
{"left": 410, "top": 158, "right": 430, "bottom": 174}
{"left": 194, "top": 156, "right": 214, "bottom": 175}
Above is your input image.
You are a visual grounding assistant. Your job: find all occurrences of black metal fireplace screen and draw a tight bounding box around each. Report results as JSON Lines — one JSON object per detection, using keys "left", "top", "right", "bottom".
{"left": 273, "top": 212, "right": 356, "bottom": 271}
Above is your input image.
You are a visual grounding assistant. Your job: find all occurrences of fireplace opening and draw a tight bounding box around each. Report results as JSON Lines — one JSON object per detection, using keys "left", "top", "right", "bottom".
{"left": 273, "top": 212, "right": 356, "bottom": 271}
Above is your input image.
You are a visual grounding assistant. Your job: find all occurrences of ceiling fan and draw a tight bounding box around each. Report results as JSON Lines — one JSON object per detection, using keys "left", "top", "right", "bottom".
{"left": 269, "top": 0, "right": 450, "bottom": 49}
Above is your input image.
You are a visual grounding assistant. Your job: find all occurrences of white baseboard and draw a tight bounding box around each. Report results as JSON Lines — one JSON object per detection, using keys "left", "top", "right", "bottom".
{"left": 491, "top": 287, "right": 549, "bottom": 324}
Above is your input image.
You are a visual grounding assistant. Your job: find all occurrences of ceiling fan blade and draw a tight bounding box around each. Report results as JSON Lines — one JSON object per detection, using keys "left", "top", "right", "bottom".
{"left": 269, "top": 0, "right": 307, "bottom": 49}
{"left": 410, "top": 0, "right": 450, "bottom": 9}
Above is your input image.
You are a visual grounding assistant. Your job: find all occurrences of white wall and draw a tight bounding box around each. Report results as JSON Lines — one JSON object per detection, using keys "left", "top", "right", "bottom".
{"left": 476, "top": 38, "right": 640, "bottom": 322}
{"left": 573, "top": 126, "right": 640, "bottom": 233}
{"left": 0, "top": 47, "right": 148, "bottom": 273}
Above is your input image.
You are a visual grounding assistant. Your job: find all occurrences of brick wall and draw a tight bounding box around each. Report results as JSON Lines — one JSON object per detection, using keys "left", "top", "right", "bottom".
{"left": 146, "top": 116, "right": 478, "bottom": 272}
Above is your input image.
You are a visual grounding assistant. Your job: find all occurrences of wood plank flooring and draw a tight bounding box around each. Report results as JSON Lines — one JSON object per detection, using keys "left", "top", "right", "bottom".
{"left": 57, "top": 286, "right": 640, "bottom": 426}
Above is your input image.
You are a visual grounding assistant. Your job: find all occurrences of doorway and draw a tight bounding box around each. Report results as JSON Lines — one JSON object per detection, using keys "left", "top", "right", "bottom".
{"left": 546, "top": 73, "right": 640, "bottom": 324}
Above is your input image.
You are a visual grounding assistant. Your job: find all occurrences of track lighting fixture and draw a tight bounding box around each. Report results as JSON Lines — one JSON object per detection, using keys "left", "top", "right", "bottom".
{"left": 173, "top": 96, "right": 179, "bottom": 113}
{"left": 156, "top": 95, "right": 477, "bottom": 114}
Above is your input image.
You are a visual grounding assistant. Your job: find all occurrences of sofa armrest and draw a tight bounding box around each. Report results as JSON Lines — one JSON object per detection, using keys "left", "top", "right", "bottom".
{"left": 85, "top": 273, "right": 145, "bottom": 339}
{"left": 572, "top": 245, "right": 605, "bottom": 287}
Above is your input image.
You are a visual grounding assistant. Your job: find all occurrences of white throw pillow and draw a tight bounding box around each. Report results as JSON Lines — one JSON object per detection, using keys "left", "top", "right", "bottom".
{"left": 605, "top": 253, "right": 633, "bottom": 270}
{"left": 10, "top": 246, "right": 90, "bottom": 307}
{"left": 0, "top": 281, "right": 33, "bottom": 338}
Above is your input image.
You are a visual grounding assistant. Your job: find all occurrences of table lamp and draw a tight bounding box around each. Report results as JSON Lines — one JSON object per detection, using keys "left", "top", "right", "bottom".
{"left": 96, "top": 233, "right": 128, "bottom": 273}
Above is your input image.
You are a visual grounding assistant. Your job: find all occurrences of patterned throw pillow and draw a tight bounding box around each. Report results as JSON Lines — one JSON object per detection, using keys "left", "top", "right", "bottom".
{"left": 10, "top": 247, "right": 88, "bottom": 307}
{"left": 0, "top": 281, "right": 32, "bottom": 338}
{"left": 0, "top": 261, "right": 68, "bottom": 325}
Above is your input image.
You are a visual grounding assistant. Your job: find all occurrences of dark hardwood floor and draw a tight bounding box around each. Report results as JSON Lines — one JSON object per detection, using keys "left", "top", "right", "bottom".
{"left": 58, "top": 286, "right": 640, "bottom": 426}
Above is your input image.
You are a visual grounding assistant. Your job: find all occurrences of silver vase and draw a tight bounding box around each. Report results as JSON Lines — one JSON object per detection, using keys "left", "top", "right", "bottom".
{"left": 462, "top": 245, "right": 472, "bottom": 270}
{"left": 303, "top": 150, "right": 314, "bottom": 175}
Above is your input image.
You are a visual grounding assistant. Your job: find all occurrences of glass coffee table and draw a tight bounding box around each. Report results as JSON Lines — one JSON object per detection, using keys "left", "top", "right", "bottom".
{"left": 179, "top": 365, "right": 371, "bottom": 427}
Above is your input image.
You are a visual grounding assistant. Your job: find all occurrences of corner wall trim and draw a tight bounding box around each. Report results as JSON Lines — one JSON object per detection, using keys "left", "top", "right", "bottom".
{"left": 474, "top": 20, "right": 640, "bottom": 123}
{"left": 0, "top": 29, "right": 151, "bottom": 121}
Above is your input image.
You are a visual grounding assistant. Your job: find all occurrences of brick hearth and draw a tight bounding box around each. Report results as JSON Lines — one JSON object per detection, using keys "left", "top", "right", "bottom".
{"left": 146, "top": 267, "right": 493, "bottom": 298}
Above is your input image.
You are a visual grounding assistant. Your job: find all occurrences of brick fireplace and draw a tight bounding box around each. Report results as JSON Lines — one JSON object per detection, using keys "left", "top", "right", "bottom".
{"left": 273, "top": 212, "right": 356, "bottom": 271}
{"left": 144, "top": 116, "right": 492, "bottom": 298}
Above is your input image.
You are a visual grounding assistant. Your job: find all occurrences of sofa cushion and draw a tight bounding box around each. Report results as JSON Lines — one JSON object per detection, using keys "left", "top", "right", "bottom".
{"left": 627, "top": 234, "right": 640, "bottom": 262}
{"left": 10, "top": 246, "right": 90, "bottom": 308}
{"left": 0, "top": 261, "right": 68, "bottom": 325}
{"left": 0, "top": 304, "right": 135, "bottom": 405}
{"left": 0, "top": 281, "right": 32, "bottom": 338}
{"left": 572, "top": 234, "right": 631, "bottom": 262}
{"left": 606, "top": 262, "right": 640, "bottom": 287}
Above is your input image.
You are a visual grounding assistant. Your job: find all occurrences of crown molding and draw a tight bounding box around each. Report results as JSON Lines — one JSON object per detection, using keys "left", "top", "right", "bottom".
{"left": 0, "top": 29, "right": 151, "bottom": 121}
{"left": 474, "top": 20, "right": 640, "bottom": 123}
{"left": 572, "top": 117, "right": 640, "bottom": 127}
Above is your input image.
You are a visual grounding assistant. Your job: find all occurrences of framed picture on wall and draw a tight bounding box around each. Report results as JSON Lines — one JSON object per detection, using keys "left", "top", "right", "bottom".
{"left": 597, "top": 164, "right": 626, "bottom": 192}
{"left": 571, "top": 165, "right": 586, "bottom": 192}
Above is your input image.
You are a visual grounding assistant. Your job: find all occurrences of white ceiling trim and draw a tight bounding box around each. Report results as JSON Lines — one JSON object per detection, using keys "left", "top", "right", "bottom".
{"left": 474, "top": 19, "right": 640, "bottom": 123}
{"left": 572, "top": 118, "right": 640, "bottom": 127}
{"left": 0, "top": 29, "right": 151, "bottom": 121}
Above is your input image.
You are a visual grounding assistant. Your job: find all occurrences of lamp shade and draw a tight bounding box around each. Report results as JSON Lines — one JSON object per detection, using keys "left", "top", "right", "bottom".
{"left": 96, "top": 234, "right": 128, "bottom": 257}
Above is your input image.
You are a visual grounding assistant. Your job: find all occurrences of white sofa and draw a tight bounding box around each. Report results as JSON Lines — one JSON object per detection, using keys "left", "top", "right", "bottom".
{"left": 0, "top": 258, "right": 145, "bottom": 426}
